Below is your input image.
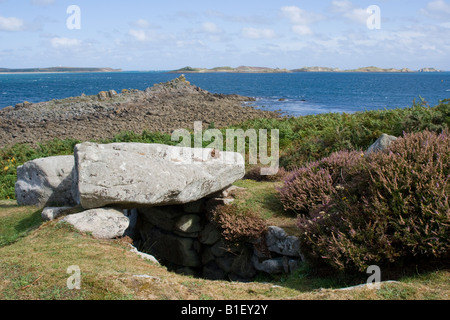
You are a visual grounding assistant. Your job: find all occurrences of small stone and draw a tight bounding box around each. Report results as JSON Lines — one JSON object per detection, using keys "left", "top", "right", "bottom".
{"left": 199, "top": 223, "right": 222, "bottom": 245}
{"left": 265, "top": 226, "right": 302, "bottom": 257}
{"left": 174, "top": 214, "right": 203, "bottom": 234}
{"left": 366, "top": 134, "right": 398, "bottom": 155}
{"left": 61, "top": 208, "right": 130, "bottom": 239}
{"left": 41, "top": 206, "right": 82, "bottom": 221}
{"left": 252, "top": 256, "right": 285, "bottom": 274}
{"left": 108, "top": 90, "right": 117, "bottom": 98}
{"left": 128, "top": 245, "right": 160, "bottom": 265}
{"left": 139, "top": 206, "right": 185, "bottom": 232}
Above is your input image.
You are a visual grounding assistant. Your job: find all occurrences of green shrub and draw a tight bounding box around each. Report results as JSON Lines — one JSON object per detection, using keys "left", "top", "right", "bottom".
{"left": 284, "top": 130, "right": 449, "bottom": 272}
{"left": 109, "top": 130, "right": 175, "bottom": 145}
{"left": 276, "top": 99, "right": 450, "bottom": 169}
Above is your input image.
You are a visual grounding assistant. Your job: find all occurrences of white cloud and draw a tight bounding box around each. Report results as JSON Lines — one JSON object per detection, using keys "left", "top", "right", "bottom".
{"left": 50, "top": 37, "right": 81, "bottom": 48}
{"left": 241, "top": 27, "right": 276, "bottom": 39}
{"left": 421, "top": 0, "right": 450, "bottom": 20}
{"left": 176, "top": 39, "right": 206, "bottom": 49}
{"left": 128, "top": 29, "right": 148, "bottom": 42}
{"left": 329, "top": 0, "right": 371, "bottom": 25}
{"left": 130, "top": 19, "right": 161, "bottom": 30}
{"left": 291, "top": 25, "right": 313, "bottom": 36}
{"left": 329, "top": 0, "right": 353, "bottom": 13}
{"left": 281, "top": 6, "right": 324, "bottom": 25}
{"left": 200, "top": 22, "right": 221, "bottom": 34}
{"left": 205, "top": 10, "right": 271, "bottom": 25}
{"left": 0, "top": 16, "right": 25, "bottom": 32}
{"left": 346, "top": 8, "right": 371, "bottom": 25}
{"left": 132, "top": 19, "right": 150, "bottom": 29}
{"left": 127, "top": 28, "right": 173, "bottom": 43}
{"left": 281, "top": 6, "right": 323, "bottom": 37}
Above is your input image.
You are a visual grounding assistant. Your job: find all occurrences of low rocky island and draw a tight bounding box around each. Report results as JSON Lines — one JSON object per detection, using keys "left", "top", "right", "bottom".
{"left": 344, "top": 66, "right": 414, "bottom": 73}
{"left": 170, "top": 66, "right": 290, "bottom": 73}
{"left": 0, "top": 75, "right": 279, "bottom": 148}
{"left": 0, "top": 67, "right": 122, "bottom": 73}
{"left": 418, "top": 67, "right": 443, "bottom": 72}
{"left": 171, "top": 65, "right": 446, "bottom": 73}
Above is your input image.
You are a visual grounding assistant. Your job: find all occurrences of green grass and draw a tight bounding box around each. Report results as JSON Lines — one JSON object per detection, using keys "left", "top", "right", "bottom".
{"left": 0, "top": 200, "right": 449, "bottom": 300}
{"left": 233, "top": 180, "right": 285, "bottom": 219}
{"left": 0, "top": 201, "right": 42, "bottom": 246}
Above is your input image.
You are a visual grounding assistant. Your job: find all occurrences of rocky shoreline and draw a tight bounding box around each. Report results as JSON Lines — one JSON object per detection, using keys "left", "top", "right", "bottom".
{"left": 0, "top": 75, "right": 279, "bottom": 148}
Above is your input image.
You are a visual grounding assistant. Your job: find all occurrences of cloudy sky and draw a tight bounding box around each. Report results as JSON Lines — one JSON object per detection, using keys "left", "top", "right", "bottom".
{"left": 0, "top": 0, "right": 449, "bottom": 70}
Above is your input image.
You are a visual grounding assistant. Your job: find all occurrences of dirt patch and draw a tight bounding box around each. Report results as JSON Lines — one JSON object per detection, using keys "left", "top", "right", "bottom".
{"left": 0, "top": 75, "right": 280, "bottom": 148}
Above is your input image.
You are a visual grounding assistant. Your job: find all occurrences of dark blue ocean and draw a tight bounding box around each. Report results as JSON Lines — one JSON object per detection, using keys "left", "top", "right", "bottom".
{"left": 1, "top": 71, "right": 450, "bottom": 116}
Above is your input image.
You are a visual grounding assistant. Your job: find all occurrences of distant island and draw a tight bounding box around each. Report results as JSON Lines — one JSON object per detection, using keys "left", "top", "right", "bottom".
{"left": 169, "top": 66, "right": 290, "bottom": 74}
{"left": 0, "top": 67, "right": 122, "bottom": 74}
{"left": 170, "top": 66, "right": 445, "bottom": 74}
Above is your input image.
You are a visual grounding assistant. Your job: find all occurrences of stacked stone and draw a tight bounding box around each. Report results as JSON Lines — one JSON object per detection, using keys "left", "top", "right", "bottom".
{"left": 14, "top": 142, "right": 305, "bottom": 281}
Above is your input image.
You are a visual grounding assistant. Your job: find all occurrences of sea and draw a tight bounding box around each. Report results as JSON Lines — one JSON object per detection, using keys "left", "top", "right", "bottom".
{"left": 1, "top": 71, "right": 450, "bottom": 117}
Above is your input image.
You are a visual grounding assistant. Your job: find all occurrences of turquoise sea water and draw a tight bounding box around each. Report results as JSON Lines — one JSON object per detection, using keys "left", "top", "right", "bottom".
{"left": 1, "top": 71, "right": 449, "bottom": 116}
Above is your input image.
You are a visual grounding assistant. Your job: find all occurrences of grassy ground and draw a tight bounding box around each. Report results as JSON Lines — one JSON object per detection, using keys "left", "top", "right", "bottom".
{"left": 1, "top": 186, "right": 449, "bottom": 301}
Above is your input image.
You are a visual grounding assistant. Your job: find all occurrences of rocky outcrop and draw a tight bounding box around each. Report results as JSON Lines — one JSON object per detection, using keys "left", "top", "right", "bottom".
{"left": 15, "top": 155, "right": 76, "bottom": 208}
{"left": 366, "top": 134, "right": 398, "bottom": 155}
{"left": 0, "top": 76, "right": 278, "bottom": 148}
{"left": 73, "top": 142, "right": 245, "bottom": 209}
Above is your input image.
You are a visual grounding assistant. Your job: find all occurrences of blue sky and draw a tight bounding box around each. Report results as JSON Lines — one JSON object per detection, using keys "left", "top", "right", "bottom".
{"left": 0, "top": 0, "right": 449, "bottom": 70}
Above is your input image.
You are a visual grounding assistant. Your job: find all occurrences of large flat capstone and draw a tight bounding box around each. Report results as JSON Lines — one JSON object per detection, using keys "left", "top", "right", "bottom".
{"left": 73, "top": 142, "right": 245, "bottom": 209}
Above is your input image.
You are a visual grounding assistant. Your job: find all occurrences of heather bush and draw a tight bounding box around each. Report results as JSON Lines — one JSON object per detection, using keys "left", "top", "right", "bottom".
{"left": 211, "top": 205, "right": 268, "bottom": 245}
{"left": 365, "top": 130, "right": 450, "bottom": 260}
{"left": 277, "top": 150, "right": 366, "bottom": 217}
{"left": 288, "top": 130, "right": 449, "bottom": 272}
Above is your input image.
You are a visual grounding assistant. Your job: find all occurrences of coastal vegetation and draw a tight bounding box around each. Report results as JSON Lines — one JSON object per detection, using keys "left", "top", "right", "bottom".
{"left": 1, "top": 98, "right": 449, "bottom": 204}
{"left": 0, "top": 97, "right": 449, "bottom": 300}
